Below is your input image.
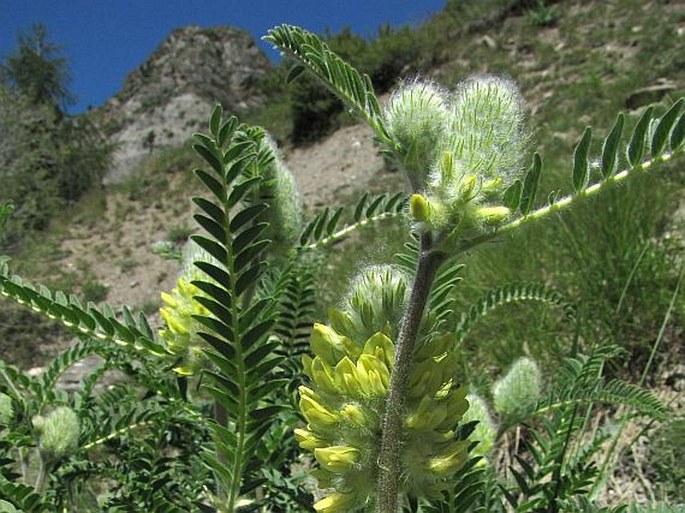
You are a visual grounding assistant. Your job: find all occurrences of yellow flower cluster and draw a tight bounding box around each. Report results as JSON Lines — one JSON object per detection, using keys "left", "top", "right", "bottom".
{"left": 297, "top": 322, "right": 470, "bottom": 511}
{"left": 159, "top": 278, "right": 210, "bottom": 376}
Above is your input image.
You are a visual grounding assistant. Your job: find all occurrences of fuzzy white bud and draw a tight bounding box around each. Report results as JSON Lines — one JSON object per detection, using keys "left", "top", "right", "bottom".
{"left": 341, "top": 265, "right": 409, "bottom": 342}
{"left": 38, "top": 406, "right": 80, "bottom": 460}
{"left": 493, "top": 357, "right": 542, "bottom": 422}
{"left": 462, "top": 393, "right": 497, "bottom": 456}
{"left": 260, "top": 135, "right": 303, "bottom": 247}
{"left": 383, "top": 80, "right": 450, "bottom": 191}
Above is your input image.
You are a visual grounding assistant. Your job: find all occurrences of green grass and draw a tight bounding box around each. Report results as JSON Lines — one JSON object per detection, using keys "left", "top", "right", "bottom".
{"left": 81, "top": 280, "right": 110, "bottom": 303}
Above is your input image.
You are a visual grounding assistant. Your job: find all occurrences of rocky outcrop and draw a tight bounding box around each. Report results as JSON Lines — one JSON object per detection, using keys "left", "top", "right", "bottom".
{"left": 97, "top": 25, "right": 272, "bottom": 183}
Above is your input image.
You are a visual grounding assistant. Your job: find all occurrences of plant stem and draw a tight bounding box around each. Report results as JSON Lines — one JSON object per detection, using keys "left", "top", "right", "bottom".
{"left": 19, "top": 447, "right": 28, "bottom": 481}
{"left": 457, "top": 151, "right": 678, "bottom": 255}
{"left": 34, "top": 454, "right": 47, "bottom": 493}
{"left": 376, "top": 231, "right": 442, "bottom": 513}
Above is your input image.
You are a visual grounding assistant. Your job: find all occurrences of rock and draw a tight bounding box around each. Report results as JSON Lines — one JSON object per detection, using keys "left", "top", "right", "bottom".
{"left": 95, "top": 26, "right": 272, "bottom": 184}
{"left": 625, "top": 79, "right": 677, "bottom": 110}
{"left": 480, "top": 35, "right": 497, "bottom": 49}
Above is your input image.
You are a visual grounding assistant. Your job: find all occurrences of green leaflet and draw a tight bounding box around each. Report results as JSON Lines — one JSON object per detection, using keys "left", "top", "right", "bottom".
{"left": 628, "top": 106, "right": 654, "bottom": 167}
{"left": 651, "top": 98, "right": 684, "bottom": 158}
{"left": 299, "top": 192, "right": 405, "bottom": 250}
{"left": 572, "top": 127, "right": 592, "bottom": 192}
{"left": 600, "top": 113, "right": 624, "bottom": 178}
{"left": 520, "top": 153, "right": 542, "bottom": 215}
{"left": 264, "top": 25, "right": 391, "bottom": 144}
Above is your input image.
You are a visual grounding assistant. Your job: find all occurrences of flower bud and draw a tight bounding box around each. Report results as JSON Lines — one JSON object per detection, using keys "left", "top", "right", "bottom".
{"left": 435, "top": 386, "right": 470, "bottom": 430}
{"left": 410, "top": 194, "right": 431, "bottom": 223}
{"left": 427, "top": 440, "right": 469, "bottom": 475}
{"left": 39, "top": 406, "right": 80, "bottom": 460}
{"left": 406, "top": 396, "right": 447, "bottom": 430}
{"left": 334, "top": 357, "right": 363, "bottom": 398}
{"left": 383, "top": 80, "right": 450, "bottom": 190}
{"left": 299, "top": 391, "right": 338, "bottom": 427}
{"left": 341, "top": 265, "right": 409, "bottom": 343}
{"left": 258, "top": 134, "right": 303, "bottom": 247}
{"left": 362, "top": 332, "right": 395, "bottom": 369}
{"left": 473, "top": 206, "right": 512, "bottom": 225}
{"left": 310, "top": 357, "right": 339, "bottom": 395}
{"left": 420, "top": 75, "right": 528, "bottom": 234}
{"left": 462, "top": 394, "right": 497, "bottom": 456}
{"left": 409, "top": 351, "right": 456, "bottom": 399}
{"left": 493, "top": 357, "right": 542, "bottom": 422}
{"left": 294, "top": 428, "right": 327, "bottom": 450}
{"left": 446, "top": 76, "right": 526, "bottom": 185}
{"left": 158, "top": 240, "right": 227, "bottom": 375}
{"left": 341, "top": 404, "right": 369, "bottom": 427}
{"left": 356, "top": 354, "right": 390, "bottom": 397}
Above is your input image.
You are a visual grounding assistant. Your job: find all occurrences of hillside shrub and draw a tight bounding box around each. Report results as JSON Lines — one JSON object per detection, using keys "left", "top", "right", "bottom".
{"left": 0, "top": 27, "right": 112, "bottom": 251}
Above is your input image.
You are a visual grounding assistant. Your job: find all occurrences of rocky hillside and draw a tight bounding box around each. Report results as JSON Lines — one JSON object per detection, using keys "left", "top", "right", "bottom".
{"left": 95, "top": 25, "right": 272, "bottom": 183}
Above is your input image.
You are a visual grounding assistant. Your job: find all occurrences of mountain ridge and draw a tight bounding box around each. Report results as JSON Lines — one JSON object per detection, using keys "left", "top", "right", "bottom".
{"left": 94, "top": 25, "right": 272, "bottom": 183}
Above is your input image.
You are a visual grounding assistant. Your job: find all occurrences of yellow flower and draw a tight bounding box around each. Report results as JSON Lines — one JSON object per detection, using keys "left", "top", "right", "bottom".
{"left": 428, "top": 441, "right": 469, "bottom": 475}
{"left": 310, "top": 323, "right": 347, "bottom": 366}
{"left": 314, "top": 446, "right": 360, "bottom": 473}
{"left": 310, "top": 357, "right": 339, "bottom": 395}
{"left": 334, "top": 357, "right": 363, "bottom": 397}
{"left": 341, "top": 404, "right": 369, "bottom": 427}
{"left": 356, "top": 354, "right": 390, "bottom": 397}
{"left": 294, "top": 428, "right": 327, "bottom": 450}
{"left": 406, "top": 396, "right": 447, "bottom": 430}
{"left": 313, "top": 491, "right": 357, "bottom": 512}
{"left": 410, "top": 193, "right": 431, "bottom": 222}
{"left": 361, "top": 332, "right": 395, "bottom": 369}
{"left": 299, "top": 393, "right": 338, "bottom": 427}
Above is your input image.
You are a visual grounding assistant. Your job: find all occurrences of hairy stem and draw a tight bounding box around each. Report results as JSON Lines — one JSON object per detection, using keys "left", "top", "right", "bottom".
{"left": 19, "top": 447, "right": 28, "bottom": 481}
{"left": 457, "top": 152, "right": 677, "bottom": 255}
{"left": 376, "top": 231, "right": 443, "bottom": 513}
{"left": 34, "top": 454, "right": 47, "bottom": 494}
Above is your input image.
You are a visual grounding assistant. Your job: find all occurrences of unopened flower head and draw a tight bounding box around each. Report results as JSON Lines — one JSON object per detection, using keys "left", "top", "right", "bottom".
{"left": 493, "top": 357, "right": 542, "bottom": 422}
{"left": 313, "top": 491, "right": 358, "bottom": 513}
{"left": 339, "top": 265, "right": 409, "bottom": 343}
{"left": 396, "top": 75, "right": 528, "bottom": 233}
{"left": 462, "top": 393, "right": 497, "bottom": 457}
{"left": 258, "top": 134, "right": 303, "bottom": 247}
{"left": 383, "top": 79, "right": 450, "bottom": 191}
{"left": 441, "top": 76, "right": 526, "bottom": 187}
{"left": 38, "top": 406, "right": 80, "bottom": 460}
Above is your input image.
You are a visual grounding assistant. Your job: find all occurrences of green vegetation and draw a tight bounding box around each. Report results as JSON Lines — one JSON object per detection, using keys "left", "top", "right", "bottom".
{"left": 0, "top": 25, "right": 112, "bottom": 251}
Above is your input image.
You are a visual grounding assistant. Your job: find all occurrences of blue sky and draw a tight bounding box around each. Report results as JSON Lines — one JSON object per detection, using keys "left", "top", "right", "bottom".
{"left": 1, "top": 1, "right": 447, "bottom": 113}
